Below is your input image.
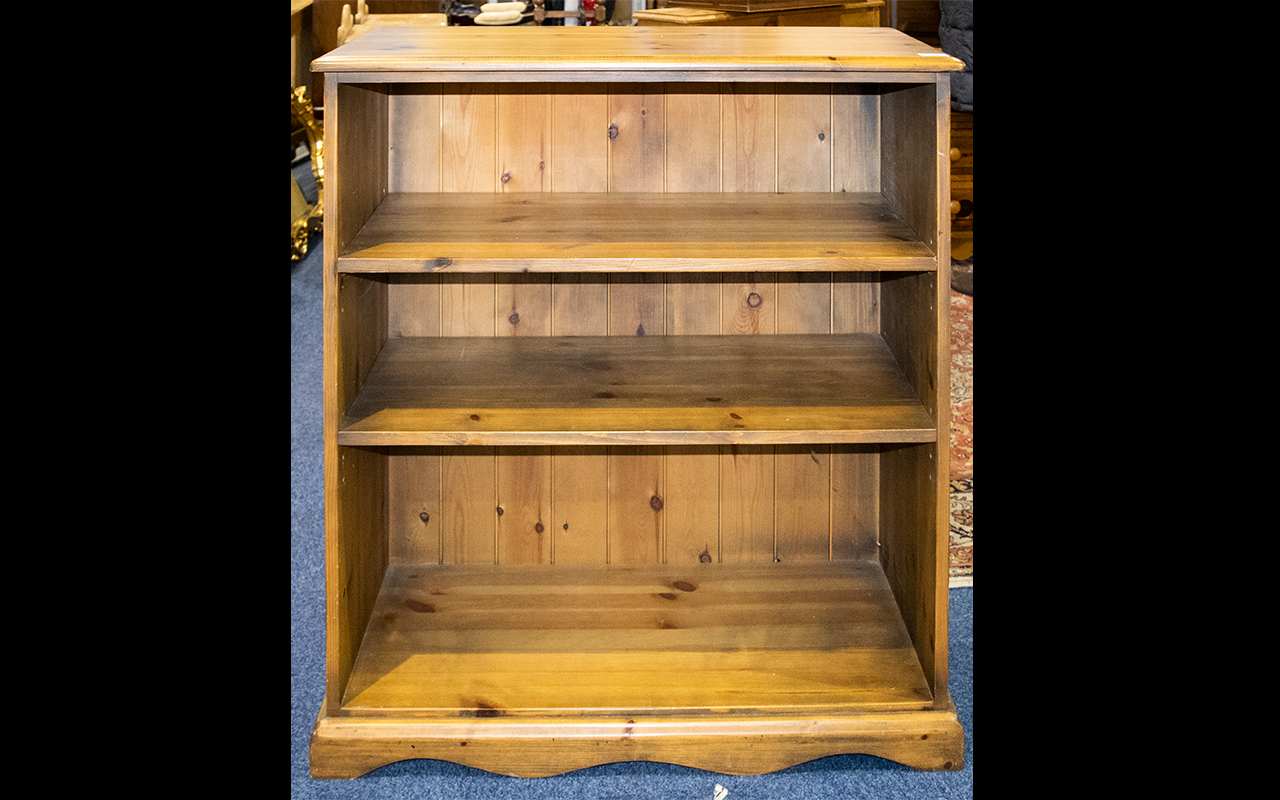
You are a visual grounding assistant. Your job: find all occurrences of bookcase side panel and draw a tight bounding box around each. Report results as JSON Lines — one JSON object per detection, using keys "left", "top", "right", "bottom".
{"left": 328, "top": 80, "right": 389, "bottom": 257}
{"left": 880, "top": 271, "right": 938, "bottom": 422}
{"left": 324, "top": 77, "right": 391, "bottom": 713}
{"left": 879, "top": 81, "right": 943, "bottom": 258}
{"left": 322, "top": 445, "right": 387, "bottom": 718}
{"left": 878, "top": 269, "right": 949, "bottom": 703}
{"left": 879, "top": 441, "right": 947, "bottom": 703}
{"left": 328, "top": 273, "right": 391, "bottom": 715}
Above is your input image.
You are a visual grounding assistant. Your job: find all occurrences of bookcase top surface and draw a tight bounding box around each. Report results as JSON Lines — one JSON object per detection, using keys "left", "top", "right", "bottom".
{"left": 311, "top": 25, "right": 966, "bottom": 76}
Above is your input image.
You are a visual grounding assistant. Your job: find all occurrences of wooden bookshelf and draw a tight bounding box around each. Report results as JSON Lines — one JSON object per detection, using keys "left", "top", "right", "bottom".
{"left": 310, "top": 25, "right": 965, "bottom": 779}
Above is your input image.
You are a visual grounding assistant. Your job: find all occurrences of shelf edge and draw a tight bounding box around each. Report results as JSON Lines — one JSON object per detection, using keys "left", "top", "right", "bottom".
{"left": 337, "top": 428, "right": 937, "bottom": 447}
{"left": 336, "top": 256, "right": 939, "bottom": 274}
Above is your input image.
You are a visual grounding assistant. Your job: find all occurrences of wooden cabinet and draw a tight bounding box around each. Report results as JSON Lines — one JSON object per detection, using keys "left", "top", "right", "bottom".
{"left": 309, "top": 25, "right": 965, "bottom": 779}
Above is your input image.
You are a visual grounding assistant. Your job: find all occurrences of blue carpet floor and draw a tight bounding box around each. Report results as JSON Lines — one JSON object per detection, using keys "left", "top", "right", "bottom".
{"left": 290, "top": 235, "right": 972, "bottom": 799}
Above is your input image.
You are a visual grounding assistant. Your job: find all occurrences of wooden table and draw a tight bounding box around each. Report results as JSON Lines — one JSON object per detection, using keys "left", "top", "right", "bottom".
{"left": 635, "top": 0, "right": 882, "bottom": 26}
{"left": 336, "top": 0, "right": 445, "bottom": 47}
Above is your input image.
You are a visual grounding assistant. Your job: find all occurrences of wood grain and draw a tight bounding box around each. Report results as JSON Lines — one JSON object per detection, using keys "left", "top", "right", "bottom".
{"left": 340, "top": 561, "right": 932, "bottom": 713}
{"left": 338, "top": 334, "right": 936, "bottom": 446}
{"left": 311, "top": 705, "right": 964, "bottom": 778}
{"left": 313, "top": 26, "right": 968, "bottom": 78}
{"left": 339, "top": 192, "right": 937, "bottom": 272}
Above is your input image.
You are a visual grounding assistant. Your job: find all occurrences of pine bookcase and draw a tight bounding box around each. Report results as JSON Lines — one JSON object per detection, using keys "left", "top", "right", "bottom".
{"left": 309, "top": 25, "right": 965, "bottom": 779}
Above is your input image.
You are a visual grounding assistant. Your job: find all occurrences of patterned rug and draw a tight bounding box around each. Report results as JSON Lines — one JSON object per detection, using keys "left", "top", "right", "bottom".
{"left": 949, "top": 281, "right": 973, "bottom": 585}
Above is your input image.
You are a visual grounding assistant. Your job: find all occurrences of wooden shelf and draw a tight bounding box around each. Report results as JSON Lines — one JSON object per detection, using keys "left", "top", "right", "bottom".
{"left": 311, "top": 25, "right": 963, "bottom": 779}
{"left": 338, "top": 192, "right": 939, "bottom": 273}
{"left": 341, "top": 561, "right": 933, "bottom": 715}
{"left": 310, "top": 25, "right": 967, "bottom": 78}
{"left": 338, "top": 334, "right": 936, "bottom": 446}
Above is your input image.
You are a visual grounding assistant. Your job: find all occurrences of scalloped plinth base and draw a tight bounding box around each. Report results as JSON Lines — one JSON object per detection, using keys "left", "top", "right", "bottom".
{"left": 310, "top": 705, "right": 964, "bottom": 779}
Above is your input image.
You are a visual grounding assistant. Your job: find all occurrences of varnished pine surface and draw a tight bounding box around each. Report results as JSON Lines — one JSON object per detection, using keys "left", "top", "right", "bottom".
{"left": 312, "top": 25, "right": 967, "bottom": 76}
{"left": 338, "top": 334, "right": 937, "bottom": 445}
{"left": 340, "top": 561, "right": 933, "bottom": 714}
{"left": 311, "top": 706, "right": 963, "bottom": 777}
{"left": 313, "top": 24, "right": 962, "bottom": 780}
{"left": 339, "top": 193, "right": 938, "bottom": 273}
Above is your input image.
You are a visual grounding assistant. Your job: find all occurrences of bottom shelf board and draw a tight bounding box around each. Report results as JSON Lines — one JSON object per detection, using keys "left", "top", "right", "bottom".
{"left": 339, "top": 560, "right": 933, "bottom": 716}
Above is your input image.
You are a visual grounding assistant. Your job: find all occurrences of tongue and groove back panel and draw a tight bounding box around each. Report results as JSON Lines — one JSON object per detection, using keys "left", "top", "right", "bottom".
{"left": 334, "top": 79, "right": 938, "bottom": 569}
